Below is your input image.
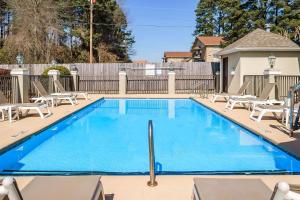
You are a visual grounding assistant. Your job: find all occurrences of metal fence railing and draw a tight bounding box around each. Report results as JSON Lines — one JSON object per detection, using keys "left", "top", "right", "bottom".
{"left": 126, "top": 76, "right": 168, "bottom": 94}
{"left": 0, "top": 76, "right": 18, "bottom": 103}
{"left": 175, "top": 75, "right": 216, "bottom": 95}
{"left": 243, "top": 75, "right": 268, "bottom": 97}
{"left": 59, "top": 76, "right": 74, "bottom": 92}
{"left": 78, "top": 76, "right": 119, "bottom": 94}
{"left": 244, "top": 75, "right": 300, "bottom": 102}
{"left": 275, "top": 75, "right": 300, "bottom": 102}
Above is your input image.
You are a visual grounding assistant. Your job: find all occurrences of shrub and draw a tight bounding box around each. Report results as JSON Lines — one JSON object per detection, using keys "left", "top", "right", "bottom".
{"left": 42, "top": 66, "right": 71, "bottom": 76}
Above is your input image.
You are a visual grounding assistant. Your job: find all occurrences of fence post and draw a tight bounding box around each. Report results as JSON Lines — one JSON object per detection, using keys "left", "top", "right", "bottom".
{"left": 215, "top": 71, "right": 220, "bottom": 93}
{"left": 48, "top": 70, "right": 60, "bottom": 93}
{"left": 263, "top": 68, "right": 281, "bottom": 99}
{"left": 71, "top": 70, "right": 79, "bottom": 91}
{"left": 10, "top": 68, "right": 29, "bottom": 103}
{"left": 119, "top": 70, "right": 127, "bottom": 95}
{"left": 168, "top": 70, "right": 176, "bottom": 95}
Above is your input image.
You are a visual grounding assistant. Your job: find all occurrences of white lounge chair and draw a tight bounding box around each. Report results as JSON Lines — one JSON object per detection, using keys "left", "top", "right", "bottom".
{"left": 0, "top": 91, "right": 51, "bottom": 122}
{"left": 53, "top": 79, "right": 89, "bottom": 100}
{"left": 250, "top": 102, "right": 299, "bottom": 125}
{"left": 0, "top": 176, "right": 105, "bottom": 200}
{"left": 192, "top": 178, "right": 300, "bottom": 200}
{"left": 211, "top": 79, "right": 253, "bottom": 103}
{"left": 225, "top": 83, "right": 281, "bottom": 110}
{"left": 32, "top": 80, "right": 77, "bottom": 106}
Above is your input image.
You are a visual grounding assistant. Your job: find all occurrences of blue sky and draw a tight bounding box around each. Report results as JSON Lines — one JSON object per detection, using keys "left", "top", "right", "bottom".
{"left": 121, "top": 0, "right": 198, "bottom": 62}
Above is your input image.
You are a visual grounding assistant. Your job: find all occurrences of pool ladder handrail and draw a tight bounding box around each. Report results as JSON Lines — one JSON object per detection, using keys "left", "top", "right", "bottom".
{"left": 288, "top": 81, "right": 300, "bottom": 137}
{"left": 147, "top": 120, "right": 158, "bottom": 187}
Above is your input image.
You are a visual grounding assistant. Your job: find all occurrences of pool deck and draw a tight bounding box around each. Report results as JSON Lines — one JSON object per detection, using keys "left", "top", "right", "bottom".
{"left": 1, "top": 94, "right": 300, "bottom": 200}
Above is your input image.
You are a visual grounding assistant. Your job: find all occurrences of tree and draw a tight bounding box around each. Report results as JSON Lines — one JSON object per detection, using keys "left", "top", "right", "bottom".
{"left": 3, "top": 0, "right": 61, "bottom": 63}
{"left": 59, "top": 0, "right": 135, "bottom": 63}
{"left": 194, "top": 0, "right": 300, "bottom": 46}
{"left": 0, "top": 0, "right": 134, "bottom": 63}
{"left": 0, "top": 0, "right": 9, "bottom": 48}
{"left": 194, "top": 0, "right": 216, "bottom": 36}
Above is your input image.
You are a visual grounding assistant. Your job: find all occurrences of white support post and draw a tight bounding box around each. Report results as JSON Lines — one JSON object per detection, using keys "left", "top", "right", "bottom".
{"left": 264, "top": 68, "right": 281, "bottom": 99}
{"left": 71, "top": 70, "right": 79, "bottom": 91}
{"left": 10, "top": 68, "right": 30, "bottom": 103}
{"left": 168, "top": 71, "right": 176, "bottom": 95}
{"left": 219, "top": 57, "right": 223, "bottom": 93}
{"left": 48, "top": 70, "right": 60, "bottom": 93}
{"left": 119, "top": 71, "right": 127, "bottom": 95}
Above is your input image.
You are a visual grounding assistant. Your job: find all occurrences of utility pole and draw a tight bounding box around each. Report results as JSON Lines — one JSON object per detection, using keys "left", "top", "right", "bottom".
{"left": 89, "top": 0, "right": 95, "bottom": 63}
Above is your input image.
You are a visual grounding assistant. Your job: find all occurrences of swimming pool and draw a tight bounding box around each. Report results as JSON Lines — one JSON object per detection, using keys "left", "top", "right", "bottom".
{"left": 0, "top": 98, "right": 300, "bottom": 175}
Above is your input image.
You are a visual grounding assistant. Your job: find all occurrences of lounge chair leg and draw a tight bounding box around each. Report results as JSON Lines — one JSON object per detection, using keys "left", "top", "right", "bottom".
{"left": 225, "top": 101, "right": 230, "bottom": 109}
{"left": 36, "top": 108, "right": 45, "bottom": 119}
{"left": 229, "top": 101, "right": 236, "bottom": 110}
{"left": 256, "top": 110, "right": 266, "bottom": 122}
{"left": 250, "top": 109, "right": 256, "bottom": 120}
{"left": 285, "top": 110, "right": 289, "bottom": 127}
{"left": 211, "top": 95, "right": 217, "bottom": 103}
{"left": 69, "top": 98, "right": 74, "bottom": 106}
{"left": 8, "top": 107, "right": 12, "bottom": 123}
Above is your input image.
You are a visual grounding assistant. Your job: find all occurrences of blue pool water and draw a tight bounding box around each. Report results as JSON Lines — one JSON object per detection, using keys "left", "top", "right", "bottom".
{"left": 1, "top": 98, "right": 300, "bottom": 175}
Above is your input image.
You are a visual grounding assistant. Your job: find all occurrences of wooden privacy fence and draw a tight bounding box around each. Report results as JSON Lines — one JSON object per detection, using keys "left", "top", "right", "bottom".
{"left": 127, "top": 76, "right": 168, "bottom": 94}
{"left": 78, "top": 76, "right": 119, "bottom": 94}
{"left": 175, "top": 75, "right": 216, "bottom": 94}
{"left": 244, "top": 75, "right": 300, "bottom": 101}
{"left": 0, "top": 76, "right": 18, "bottom": 103}
{"left": 0, "top": 62, "right": 217, "bottom": 76}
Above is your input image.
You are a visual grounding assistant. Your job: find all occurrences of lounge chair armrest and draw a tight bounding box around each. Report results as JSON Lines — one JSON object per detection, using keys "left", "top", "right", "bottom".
{"left": 266, "top": 100, "right": 285, "bottom": 105}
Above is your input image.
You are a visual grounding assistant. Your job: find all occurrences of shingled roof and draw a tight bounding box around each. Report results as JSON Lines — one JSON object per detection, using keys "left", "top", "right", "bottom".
{"left": 197, "top": 36, "right": 224, "bottom": 46}
{"left": 217, "top": 28, "right": 300, "bottom": 56}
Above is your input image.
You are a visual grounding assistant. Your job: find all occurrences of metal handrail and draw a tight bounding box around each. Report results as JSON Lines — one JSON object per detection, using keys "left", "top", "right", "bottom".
{"left": 147, "top": 120, "right": 158, "bottom": 187}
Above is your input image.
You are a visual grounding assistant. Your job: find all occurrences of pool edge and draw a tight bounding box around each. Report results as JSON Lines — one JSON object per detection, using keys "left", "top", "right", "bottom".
{"left": 190, "top": 97, "right": 300, "bottom": 161}
{"left": 0, "top": 97, "right": 105, "bottom": 154}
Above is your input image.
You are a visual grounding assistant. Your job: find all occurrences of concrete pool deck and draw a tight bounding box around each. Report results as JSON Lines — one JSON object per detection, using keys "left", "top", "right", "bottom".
{"left": 1, "top": 94, "right": 300, "bottom": 199}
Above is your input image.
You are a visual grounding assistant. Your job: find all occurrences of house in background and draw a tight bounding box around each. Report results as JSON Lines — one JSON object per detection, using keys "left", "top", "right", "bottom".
{"left": 133, "top": 60, "right": 148, "bottom": 64}
{"left": 216, "top": 28, "right": 300, "bottom": 93}
{"left": 163, "top": 52, "right": 193, "bottom": 63}
{"left": 191, "top": 36, "right": 224, "bottom": 62}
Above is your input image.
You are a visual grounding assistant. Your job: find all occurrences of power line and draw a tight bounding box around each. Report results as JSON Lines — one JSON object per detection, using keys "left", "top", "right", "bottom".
{"left": 61, "top": 20, "right": 194, "bottom": 28}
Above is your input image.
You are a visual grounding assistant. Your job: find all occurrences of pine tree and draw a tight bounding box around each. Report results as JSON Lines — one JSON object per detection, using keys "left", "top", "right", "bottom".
{"left": 60, "top": 0, "right": 135, "bottom": 62}
{"left": 221, "top": 0, "right": 253, "bottom": 45}
{"left": 194, "top": 0, "right": 216, "bottom": 36}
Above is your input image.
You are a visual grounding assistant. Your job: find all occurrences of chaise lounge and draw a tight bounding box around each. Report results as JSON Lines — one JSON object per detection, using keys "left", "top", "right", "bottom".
{"left": 53, "top": 79, "right": 89, "bottom": 100}
{"left": 192, "top": 178, "right": 300, "bottom": 200}
{"left": 211, "top": 79, "right": 252, "bottom": 103}
{"left": 250, "top": 102, "right": 299, "bottom": 125}
{"left": 32, "top": 81, "right": 77, "bottom": 107}
{"left": 225, "top": 83, "right": 283, "bottom": 110}
{"left": 0, "top": 176, "right": 105, "bottom": 200}
{"left": 0, "top": 91, "right": 51, "bottom": 122}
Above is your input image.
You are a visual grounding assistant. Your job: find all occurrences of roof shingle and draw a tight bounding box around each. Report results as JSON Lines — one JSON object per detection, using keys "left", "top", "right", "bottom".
{"left": 217, "top": 28, "right": 300, "bottom": 55}
{"left": 196, "top": 36, "right": 224, "bottom": 46}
